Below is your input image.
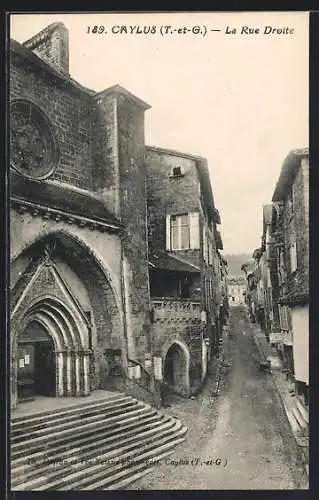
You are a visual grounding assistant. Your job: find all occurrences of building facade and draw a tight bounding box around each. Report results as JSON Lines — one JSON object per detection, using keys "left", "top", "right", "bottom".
{"left": 271, "top": 149, "right": 309, "bottom": 405}
{"left": 10, "top": 22, "right": 225, "bottom": 409}
{"left": 241, "top": 260, "right": 258, "bottom": 321}
{"left": 243, "top": 149, "right": 309, "bottom": 406}
{"left": 145, "top": 146, "right": 224, "bottom": 396}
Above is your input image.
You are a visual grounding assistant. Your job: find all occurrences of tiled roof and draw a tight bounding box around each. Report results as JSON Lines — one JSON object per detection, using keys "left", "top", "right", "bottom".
{"left": 149, "top": 252, "right": 200, "bottom": 273}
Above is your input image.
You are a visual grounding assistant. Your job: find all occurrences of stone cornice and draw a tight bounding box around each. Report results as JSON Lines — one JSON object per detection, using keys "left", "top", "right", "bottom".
{"left": 11, "top": 197, "right": 121, "bottom": 233}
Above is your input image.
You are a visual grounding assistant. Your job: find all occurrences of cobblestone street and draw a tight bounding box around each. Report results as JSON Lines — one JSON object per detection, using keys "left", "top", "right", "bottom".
{"left": 133, "top": 306, "right": 303, "bottom": 490}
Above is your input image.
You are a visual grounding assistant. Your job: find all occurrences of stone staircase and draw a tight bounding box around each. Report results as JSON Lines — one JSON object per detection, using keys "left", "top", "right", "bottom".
{"left": 11, "top": 393, "right": 187, "bottom": 490}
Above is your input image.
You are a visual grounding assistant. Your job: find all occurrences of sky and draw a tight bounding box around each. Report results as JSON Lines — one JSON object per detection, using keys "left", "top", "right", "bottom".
{"left": 10, "top": 12, "right": 309, "bottom": 255}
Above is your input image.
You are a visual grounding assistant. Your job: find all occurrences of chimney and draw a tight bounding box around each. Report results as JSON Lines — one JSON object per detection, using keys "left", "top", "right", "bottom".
{"left": 23, "top": 22, "right": 69, "bottom": 75}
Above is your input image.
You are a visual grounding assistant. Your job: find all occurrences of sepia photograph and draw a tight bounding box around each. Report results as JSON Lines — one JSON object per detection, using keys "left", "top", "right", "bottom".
{"left": 8, "top": 11, "right": 309, "bottom": 491}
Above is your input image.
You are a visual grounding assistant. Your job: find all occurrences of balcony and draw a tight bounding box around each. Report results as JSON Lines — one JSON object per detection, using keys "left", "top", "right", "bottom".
{"left": 151, "top": 298, "right": 201, "bottom": 323}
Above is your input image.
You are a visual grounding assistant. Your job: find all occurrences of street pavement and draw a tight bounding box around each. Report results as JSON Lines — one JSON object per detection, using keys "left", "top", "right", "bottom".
{"left": 132, "top": 305, "right": 300, "bottom": 490}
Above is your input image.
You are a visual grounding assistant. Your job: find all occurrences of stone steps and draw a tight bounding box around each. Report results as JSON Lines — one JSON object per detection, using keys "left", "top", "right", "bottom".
{"left": 11, "top": 394, "right": 187, "bottom": 490}
{"left": 295, "top": 398, "right": 309, "bottom": 425}
{"left": 12, "top": 398, "right": 141, "bottom": 443}
{"left": 11, "top": 415, "right": 173, "bottom": 487}
{"left": 291, "top": 404, "right": 308, "bottom": 433}
{"left": 11, "top": 403, "right": 151, "bottom": 459}
{"left": 11, "top": 394, "right": 130, "bottom": 431}
{"left": 12, "top": 412, "right": 160, "bottom": 470}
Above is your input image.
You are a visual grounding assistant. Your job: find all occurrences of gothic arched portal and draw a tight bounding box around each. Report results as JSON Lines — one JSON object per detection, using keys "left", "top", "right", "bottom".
{"left": 11, "top": 231, "right": 124, "bottom": 407}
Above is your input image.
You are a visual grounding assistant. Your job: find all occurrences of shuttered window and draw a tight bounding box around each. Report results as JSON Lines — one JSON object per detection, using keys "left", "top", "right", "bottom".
{"left": 290, "top": 241, "right": 297, "bottom": 273}
{"left": 202, "top": 227, "right": 207, "bottom": 261}
{"left": 208, "top": 237, "right": 213, "bottom": 265}
{"left": 166, "top": 212, "right": 199, "bottom": 250}
{"left": 189, "top": 212, "right": 200, "bottom": 249}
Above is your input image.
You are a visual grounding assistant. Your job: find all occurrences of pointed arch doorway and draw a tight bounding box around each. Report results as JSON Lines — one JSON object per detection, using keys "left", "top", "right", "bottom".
{"left": 13, "top": 295, "right": 91, "bottom": 404}
{"left": 11, "top": 231, "right": 124, "bottom": 408}
{"left": 163, "top": 341, "right": 190, "bottom": 396}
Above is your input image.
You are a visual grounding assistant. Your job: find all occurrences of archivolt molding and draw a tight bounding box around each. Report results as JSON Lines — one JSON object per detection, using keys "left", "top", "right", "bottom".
{"left": 11, "top": 228, "right": 122, "bottom": 316}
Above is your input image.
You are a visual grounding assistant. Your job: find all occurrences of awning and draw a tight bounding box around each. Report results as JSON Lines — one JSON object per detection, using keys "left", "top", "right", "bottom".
{"left": 149, "top": 252, "right": 200, "bottom": 273}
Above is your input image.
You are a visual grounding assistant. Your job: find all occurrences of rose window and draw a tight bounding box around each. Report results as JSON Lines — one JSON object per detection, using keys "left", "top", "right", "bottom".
{"left": 10, "top": 100, "right": 59, "bottom": 180}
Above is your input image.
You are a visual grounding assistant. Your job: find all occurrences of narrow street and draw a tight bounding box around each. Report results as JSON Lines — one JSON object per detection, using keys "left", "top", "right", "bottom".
{"left": 133, "top": 306, "right": 297, "bottom": 490}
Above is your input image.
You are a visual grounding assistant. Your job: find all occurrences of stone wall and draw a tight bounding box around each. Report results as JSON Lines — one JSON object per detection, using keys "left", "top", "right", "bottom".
{"left": 145, "top": 147, "right": 200, "bottom": 266}
{"left": 10, "top": 209, "right": 125, "bottom": 392}
{"left": 283, "top": 158, "right": 309, "bottom": 296}
{"left": 23, "top": 22, "right": 70, "bottom": 74}
{"left": 10, "top": 59, "right": 93, "bottom": 190}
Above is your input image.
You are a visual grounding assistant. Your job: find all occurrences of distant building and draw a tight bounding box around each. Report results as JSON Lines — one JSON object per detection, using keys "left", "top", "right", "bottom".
{"left": 228, "top": 276, "right": 246, "bottom": 305}
{"left": 241, "top": 260, "right": 258, "bottom": 320}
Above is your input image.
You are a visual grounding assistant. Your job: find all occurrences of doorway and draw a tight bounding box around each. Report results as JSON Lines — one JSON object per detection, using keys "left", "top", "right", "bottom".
{"left": 17, "top": 321, "right": 56, "bottom": 401}
{"left": 163, "top": 342, "right": 189, "bottom": 396}
{"left": 34, "top": 339, "right": 56, "bottom": 396}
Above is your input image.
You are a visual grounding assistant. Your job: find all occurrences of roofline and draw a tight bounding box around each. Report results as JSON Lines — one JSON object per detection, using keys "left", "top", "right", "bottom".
{"left": 23, "top": 22, "right": 67, "bottom": 51}
{"left": 11, "top": 39, "right": 152, "bottom": 110}
{"left": 272, "top": 147, "right": 309, "bottom": 202}
{"left": 146, "top": 145, "right": 206, "bottom": 162}
{"left": 146, "top": 145, "right": 218, "bottom": 217}
{"left": 10, "top": 39, "right": 94, "bottom": 96}
{"left": 94, "top": 84, "right": 151, "bottom": 110}
{"left": 10, "top": 39, "right": 151, "bottom": 110}
{"left": 168, "top": 253, "right": 200, "bottom": 272}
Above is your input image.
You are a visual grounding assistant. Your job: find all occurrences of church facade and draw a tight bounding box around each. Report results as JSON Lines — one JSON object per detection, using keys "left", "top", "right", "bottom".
{"left": 10, "top": 22, "right": 225, "bottom": 409}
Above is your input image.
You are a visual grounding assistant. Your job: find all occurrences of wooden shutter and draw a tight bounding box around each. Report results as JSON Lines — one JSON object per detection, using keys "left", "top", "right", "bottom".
{"left": 202, "top": 225, "right": 207, "bottom": 259}
{"left": 208, "top": 236, "right": 213, "bottom": 265}
{"left": 166, "top": 214, "right": 171, "bottom": 250}
{"left": 290, "top": 242, "right": 297, "bottom": 272}
{"left": 189, "top": 212, "right": 200, "bottom": 249}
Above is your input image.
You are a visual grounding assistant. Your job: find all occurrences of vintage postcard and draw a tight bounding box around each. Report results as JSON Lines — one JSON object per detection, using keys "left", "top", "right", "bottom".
{"left": 8, "top": 11, "right": 309, "bottom": 491}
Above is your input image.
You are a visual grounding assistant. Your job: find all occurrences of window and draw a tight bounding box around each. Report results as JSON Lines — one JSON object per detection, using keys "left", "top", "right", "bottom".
{"left": 208, "top": 237, "right": 213, "bottom": 265}
{"left": 213, "top": 255, "right": 219, "bottom": 277}
{"left": 170, "top": 166, "right": 184, "bottom": 177}
{"left": 171, "top": 214, "right": 189, "bottom": 249}
{"left": 279, "top": 306, "right": 289, "bottom": 331}
{"left": 278, "top": 249, "right": 286, "bottom": 284}
{"left": 202, "top": 227, "right": 208, "bottom": 262}
{"left": 166, "top": 213, "right": 199, "bottom": 250}
{"left": 290, "top": 241, "right": 297, "bottom": 273}
{"left": 287, "top": 188, "right": 294, "bottom": 215}
{"left": 10, "top": 100, "right": 59, "bottom": 180}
